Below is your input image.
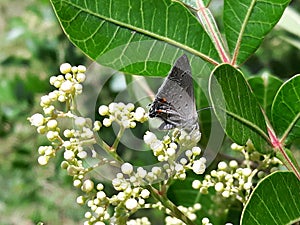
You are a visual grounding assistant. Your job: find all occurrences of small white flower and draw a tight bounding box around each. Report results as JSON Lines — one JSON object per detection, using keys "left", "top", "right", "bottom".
{"left": 140, "top": 189, "right": 150, "bottom": 199}
{"left": 95, "top": 206, "right": 105, "bottom": 216}
{"left": 46, "top": 131, "right": 58, "bottom": 141}
{"left": 53, "top": 80, "right": 62, "bottom": 88}
{"left": 192, "top": 180, "right": 201, "bottom": 189}
{"left": 185, "top": 150, "right": 192, "bottom": 157}
{"left": 29, "top": 113, "right": 44, "bottom": 127}
{"left": 58, "top": 94, "right": 66, "bottom": 102}
{"left": 77, "top": 65, "right": 86, "bottom": 73}
{"left": 75, "top": 117, "right": 86, "bottom": 127}
{"left": 81, "top": 179, "right": 94, "bottom": 192}
{"left": 76, "top": 72, "right": 86, "bottom": 82}
{"left": 108, "top": 102, "right": 118, "bottom": 113}
{"left": 44, "top": 147, "right": 54, "bottom": 156}
{"left": 74, "top": 83, "right": 83, "bottom": 93}
{"left": 134, "top": 107, "right": 145, "bottom": 121}
{"left": 49, "top": 76, "right": 57, "bottom": 85}
{"left": 202, "top": 217, "right": 210, "bottom": 224}
{"left": 93, "top": 121, "right": 102, "bottom": 131}
{"left": 214, "top": 182, "right": 224, "bottom": 192}
{"left": 166, "top": 148, "right": 175, "bottom": 156}
{"left": 137, "top": 167, "right": 147, "bottom": 178}
{"left": 77, "top": 151, "right": 87, "bottom": 159}
{"left": 73, "top": 179, "right": 82, "bottom": 187}
{"left": 231, "top": 143, "right": 244, "bottom": 151}
{"left": 192, "top": 146, "right": 201, "bottom": 155}
{"left": 48, "top": 91, "right": 58, "bottom": 101}
{"left": 96, "top": 183, "right": 104, "bottom": 191}
{"left": 103, "top": 118, "right": 112, "bottom": 127}
{"left": 222, "top": 190, "right": 230, "bottom": 198}
{"left": 243, "top": 182, "right": 252, "bottom": 190}
{"left": 179, "top": 158, "right": 187, "bottom": 165}
{"left": 157, "top": 155, "right": 165, "bottom": 162}
{"left": 60, "top": 63, "right": 72, "bottom": 74}
{"left": 151, "top": 167, "right": 162, "bottom": 175}
{"left": 150, "top": 140, "right": 163, "bottom": 152}
{"left": 117, "top": 192, "right": 126, "bottom": 201}
{"left": 60, "top": 80, "right": 74, "bottom": 93}
{"left": 121, "top": 162, "right": 134, "bottom": 175}
{"left": 76, "top": 195, "right": 85, "bottom": 205}
{"left": 143, "top": 131, "right": 157, "bottom": 145}
{"left": 242, "top": 168, "right": 252, "bottom": 177}
{"left": 229, "top": 160, "right": 238, "bottom": 168}
{"left": 63, "top": 129, "right": 73, "bottom": 138}
{"left": 47, "top": 119, "right": 58, "bottom": 129}
{"left": 125, "top": 198, "right": 138, "bottom": 210}
{"left": 38, "top": 155, "right": 48, "bottom": 165}
{"left": 71, "top": 66, "right": 78, "bottom": 73}
{"left": 169, "top": 142, "right": 177, "bottom": 149}
{"left": 43, "top": 105, "right": 55, "bottom": 115}
{"left": 194, "top": 203, "right": 201, "bottom": 210}
{"left": 97, "top": 191, "right": 106, "bottom": 200}
{"left": 65, "top": 73, "right": 72, "bottom": 80}
{"left": 130, "top": 121, "right": 136, "bottom": 128}
{"left": 38, "top": 146, "right": 46, "bottom": 154}
{"left": 126, "top": 103, "right": 135, "bottom": 111}
{"left": 40, "top": 95, "right": 51, "bottom": 105}
{"left": 218, "top": 161, "right": 227, "bottom": 170}
{"left": 192, "top": 159, "right": 206, "bottom": 174}
{"left": 64, "top": 150, "right": 75, "bottom": 160}
{"left": 175, "top": 163, "right": 184, "bottom": 172}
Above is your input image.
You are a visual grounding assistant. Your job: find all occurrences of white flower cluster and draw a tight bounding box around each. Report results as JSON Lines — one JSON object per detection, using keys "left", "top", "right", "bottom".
{"left": 99, "top": 103, "right": 148, "bottom": 128}
{"left": 77, "top": 182, "right": 112, "bottom": 225}
{"left": 28, "top": 63, "right": 92, "bottom": 165}
{"left": 165, "top": 203, "right": 201, "bottom": 224}
{"left": 143, "top": 130, "right": 205, "bottom": 180}
{"left": 192, "top": 142, "right": 282, "bottom": 204}
{"left": 192, "top": 160, "right": 255, "bottom": 202}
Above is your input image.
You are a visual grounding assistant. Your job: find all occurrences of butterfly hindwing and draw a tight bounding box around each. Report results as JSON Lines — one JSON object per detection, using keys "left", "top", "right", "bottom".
{"left": 149, "top": 54, "right": 198, "bottom": 131}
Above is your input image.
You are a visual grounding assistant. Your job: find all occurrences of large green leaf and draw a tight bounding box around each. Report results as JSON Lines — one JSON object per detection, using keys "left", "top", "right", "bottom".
{"left": 50, "top": 0, "right": 219, "bottom": 76}
{"left": 224, "top": 0, "right": 290, "bottom": 65}
{"left": 241, "top": 171, "right": 300, "bottom": 225}
{"left": 248, "top": 73, "right": 283, "bottom": 119}
{"left": 209, "top": 64, "right": 271, "bottom": 153}
{"left": 271, "top": 74, "right": 300, "bottom": 143}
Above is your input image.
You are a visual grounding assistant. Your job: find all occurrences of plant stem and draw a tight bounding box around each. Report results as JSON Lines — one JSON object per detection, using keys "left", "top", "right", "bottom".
{"left": 196, "top": 0, "right": 230, "bottom": 63}
{"left": 268, "top": 127, "right": 300, "bottom": 180}
{"left": 147, "top": 185, "right": 195, "bottom": 225}
{"left": 93, "top": 131, "right": 123, "bottom": 162}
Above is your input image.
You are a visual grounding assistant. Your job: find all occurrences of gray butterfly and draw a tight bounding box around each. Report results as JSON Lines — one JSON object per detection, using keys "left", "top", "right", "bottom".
{"left": 149, "top": 54, "right": 199, "bottom": 132}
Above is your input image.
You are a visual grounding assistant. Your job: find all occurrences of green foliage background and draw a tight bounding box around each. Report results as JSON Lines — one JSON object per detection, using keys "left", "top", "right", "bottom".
{"left": 1, "top": 0, "right": 300, "bottom": 224}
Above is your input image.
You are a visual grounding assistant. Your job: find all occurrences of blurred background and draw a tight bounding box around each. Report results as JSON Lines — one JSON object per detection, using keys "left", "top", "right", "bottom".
{"left": 1, "top": 0, "right": 300, "bottom": 224}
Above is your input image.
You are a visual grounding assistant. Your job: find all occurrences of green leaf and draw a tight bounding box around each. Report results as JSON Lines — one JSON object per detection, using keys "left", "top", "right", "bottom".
{"left": 175, "top": 0, "right": 211, "bottom": 9}
{"left": 224, "top": 0, "right": 290, "bottom": 65}
{"left": 50, "top": 0, "right": 219, "bottom": 76}
{"left": 277, "top": 7, "right": 300, "bottom": 38}
{"left": 241, "top": 171, "right": 300, "bottom": 225}
{"left": 248, "top": 73, "right": 283, "bottom": 119}
{"left": 271, "top": 74, "right": 300, "bottom": 143}
{"left": 209, "top": 64, "right": 271, "bottom": 153}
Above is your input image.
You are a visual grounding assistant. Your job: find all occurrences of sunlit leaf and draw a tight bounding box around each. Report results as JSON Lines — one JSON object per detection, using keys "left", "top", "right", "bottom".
{"left": 241, "top": 171, "right": 300, "bottom": 225}
{"left": 209, "top": 64, "right": 271, "bottom": 153}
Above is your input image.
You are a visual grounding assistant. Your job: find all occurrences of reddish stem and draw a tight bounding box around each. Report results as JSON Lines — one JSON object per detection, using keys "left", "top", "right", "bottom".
{"left": 268, "top": 127, "right": 300, "bottom": 180}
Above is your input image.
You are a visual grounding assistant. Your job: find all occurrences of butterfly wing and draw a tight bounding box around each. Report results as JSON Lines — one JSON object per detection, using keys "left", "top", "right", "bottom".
{"left": 149, "top": 54, "right": 198, "bottom": 131}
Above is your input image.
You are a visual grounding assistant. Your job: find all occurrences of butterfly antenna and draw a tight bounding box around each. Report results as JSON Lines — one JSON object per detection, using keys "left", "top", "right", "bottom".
{"left": 196, "top": 106, "right": 213, "bottom": 113}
